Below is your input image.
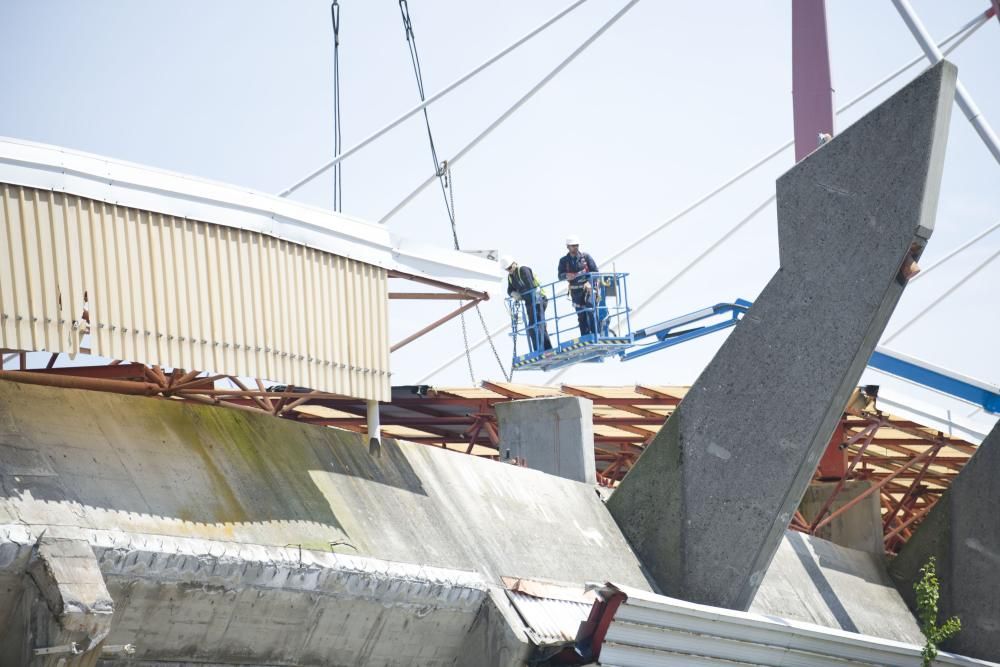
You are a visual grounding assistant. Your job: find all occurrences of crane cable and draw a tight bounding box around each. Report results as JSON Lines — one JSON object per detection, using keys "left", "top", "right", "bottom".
{"left": 331, "top": 1, "right": 343, "bottom": 211}
{"left": 397, "top": 2, "right": 511, "bottom": 382}
{"left": 278, "top": 0, "right": 594, "bottom": 198}
{"left": 397, "top": 0, "right": 458, "bottom": 241}
{"left": 415, "top": 7, "right": 992, "bottom": 384}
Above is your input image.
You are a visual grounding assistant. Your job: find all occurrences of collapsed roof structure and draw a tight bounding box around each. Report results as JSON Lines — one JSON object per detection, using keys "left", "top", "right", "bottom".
{"left": 1, "top": 10, "right": 998, "bottom": 667}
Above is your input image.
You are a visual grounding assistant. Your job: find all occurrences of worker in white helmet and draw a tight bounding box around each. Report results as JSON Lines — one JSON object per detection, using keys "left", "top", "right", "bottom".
{"left": 501, "top": 255, "right": 552, "bottom": 352}
{"left": 557, "top": 236, "right": 600, "bottom": 336}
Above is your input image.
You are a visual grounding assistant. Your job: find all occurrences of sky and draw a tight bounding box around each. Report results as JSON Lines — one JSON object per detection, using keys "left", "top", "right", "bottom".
{"left": 1, "top": 1, "right": 998, "bottom": 422}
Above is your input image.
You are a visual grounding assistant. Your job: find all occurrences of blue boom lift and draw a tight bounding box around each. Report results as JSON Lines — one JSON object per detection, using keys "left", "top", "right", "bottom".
{"left": 508, "top": 272, "right": 750, "bottom": 372}
{"left": 507, "top": 272, "right": 999, "bottom": 416}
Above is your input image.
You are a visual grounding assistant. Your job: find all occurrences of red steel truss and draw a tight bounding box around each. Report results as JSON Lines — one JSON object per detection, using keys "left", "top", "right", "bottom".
{"left": 0, "top": 359, "right": 982, "bottom": 554}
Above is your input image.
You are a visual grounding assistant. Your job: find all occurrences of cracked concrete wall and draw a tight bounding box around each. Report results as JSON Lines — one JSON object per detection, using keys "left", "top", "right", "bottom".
{"left": 606, "top": 61, "right": 957, "bottom": 611}
{"left": 0, "top": 378, "right": 650, "bottom": 590}
{"left": 1, "top": 526, "right": 515, "bottom": 666}
{"left": 0, "top": 378, "right": 949, "bottom": 660}
{"left": 0, "top": 376, "right": 650, "bottom": 663}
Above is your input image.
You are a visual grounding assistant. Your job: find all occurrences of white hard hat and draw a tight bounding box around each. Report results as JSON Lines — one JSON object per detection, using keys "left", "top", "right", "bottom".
{"left": 499, "top": 255, "right": 515, "bottom": 269}
{"left": 565, "top": 235, "right": 580, "bottom": 246}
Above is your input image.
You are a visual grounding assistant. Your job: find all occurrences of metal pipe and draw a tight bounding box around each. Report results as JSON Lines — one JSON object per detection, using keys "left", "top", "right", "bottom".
{"left": 389, "top": 292, "right": 473, "bottom": 300}
{"left": 882, "top": 444, "right": 940, "bottom": 529}
{"left": 388, "top": 269, "right": 489, "bottom": 300}
{"left": 884, "top": 501, "right": 934, "bottom": 543}
{"left": 367, "top": 399, "right": 381, "bottom": 445}
{"left": 277, "top": 0, "right": 593, "bottom": 197}
{"left": 391, "top": 298, "right": 480, "bottom": 352}
{"left": 808, "top": 421, "right": 882, "bottom": 532}
{"left": 812, "top": 446, "right": 939, "bottom": 533}
{"left": 228, "top": 375, "right": 274, "bottom": 412}
{"left": 891, "top": 0, "right": 1000, "bottom": 165}
{"left": 179, "top": 392, "right": 271, "bottom": 415}
{"left": 379, "top": 0, "right": 643, "bottom": 225}
{"left": 0, "top": 370, "right": 162, "bottom": 395}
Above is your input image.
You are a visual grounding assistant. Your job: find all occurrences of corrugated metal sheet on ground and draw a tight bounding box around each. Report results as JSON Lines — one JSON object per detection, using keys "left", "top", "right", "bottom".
{"left": 0, "top": 184, "right": 390, "bottom": 401}
{"left": 507, "top": 590, "right": 592, "bottom": 646}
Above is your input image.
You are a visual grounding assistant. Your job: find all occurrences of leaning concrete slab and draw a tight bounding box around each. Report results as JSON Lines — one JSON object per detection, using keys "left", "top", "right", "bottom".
{"left": 607, "top": 61, "right": 957, "bottom": 611}
{"left": 496, "top": 396, "right": 596, "bottom": 483}
{"left": 888, "top": 420, "right": 1000, "bottom": 663}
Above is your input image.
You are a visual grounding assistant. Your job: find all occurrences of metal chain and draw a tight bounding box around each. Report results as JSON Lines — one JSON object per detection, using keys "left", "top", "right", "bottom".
{"left": 396, "top": 4, "right": 511, "bottom": 385}
{"left": 442, "top": 160, "right": 460, "bottom": 251}
{"left": 396, "top": 5, "right": 485, "bottom": 385}
{"left": 510, "top": 304, "right": 519, "bottom": 362}
{"left": 459, "top": 310, "right": 476, "bottom": 385}
{"left": 397, "top": 0, "right": 458, "bottom": 238}
{"left": 445, "top": 162, "right": 510, "bottom": 382}
{"left": 477, "top": 303, "right": 512, "bottom": 382}
{"left": 442, "top": 161, "right": 475, "bottom": 384}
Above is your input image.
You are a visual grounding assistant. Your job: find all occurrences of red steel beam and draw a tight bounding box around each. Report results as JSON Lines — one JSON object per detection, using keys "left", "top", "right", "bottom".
{"left": 808, "top": 421, "right": 881, "bottom": 531}
{"left": 388, "top": 269, "right": 490, "bottom": 301}
{"left": 391, "top": 299, "right": 480, "bottom": 352}
{"left": 11, "top": 363, "right": 149, "bottom": 380}
{"left": 0, "top": 370, "right": 162, "bottom": 395}
{"left": 813, "top": 445, "right": 941, "bottom": 533}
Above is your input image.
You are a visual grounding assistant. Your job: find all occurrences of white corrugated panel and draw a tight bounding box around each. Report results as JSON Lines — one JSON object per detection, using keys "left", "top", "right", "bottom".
{"left": 0, "top": 184, "right": 390, "bottom": 401}
{"left": 507, "top": 590, "right": 592, "bottom": 646}
{"left": 600, "top": 585, "right": 998, "bottom": 667}
{"left": 0, "top": 135, "right": 505, "bottom": 296}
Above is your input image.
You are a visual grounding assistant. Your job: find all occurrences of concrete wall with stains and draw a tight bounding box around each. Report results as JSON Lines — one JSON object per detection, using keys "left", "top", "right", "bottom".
{"left": 0, "top": 379, "right": 651, "bottom": 589}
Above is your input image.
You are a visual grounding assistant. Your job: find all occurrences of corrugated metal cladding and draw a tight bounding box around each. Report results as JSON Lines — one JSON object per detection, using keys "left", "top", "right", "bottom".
{"left": 507, "top": 590, "right": 592, "bottom": 645}
{"left": 0, "top": 184, "right": 390, "bottom": 401}
{"left": 598, "top": 589, "right": 980, "bottom": 667}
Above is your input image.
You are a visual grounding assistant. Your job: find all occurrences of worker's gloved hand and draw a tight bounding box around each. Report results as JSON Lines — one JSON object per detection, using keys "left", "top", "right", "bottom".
{"left": 582, "top": 282, "right": 592, "bottom": 294}
{"left": 510, "top": 291, "right": 522, "bottom": 301}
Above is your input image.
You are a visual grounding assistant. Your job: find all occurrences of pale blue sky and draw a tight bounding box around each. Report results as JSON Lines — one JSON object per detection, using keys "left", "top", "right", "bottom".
{"left": 2, "top": 1, "right": 997, "bottom": 406}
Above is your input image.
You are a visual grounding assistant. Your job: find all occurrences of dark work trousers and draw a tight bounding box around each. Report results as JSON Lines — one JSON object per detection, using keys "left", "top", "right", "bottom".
{"left": 570, "top": 285, "right": 596, "bottom": 336}
{"left": 524, "top": 295, "right": 553, "bottom": 352}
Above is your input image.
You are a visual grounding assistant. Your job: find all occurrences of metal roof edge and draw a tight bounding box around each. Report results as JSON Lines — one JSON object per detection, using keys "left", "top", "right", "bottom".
{"left": 0, "top": 135, "right": 502, "bottom": 292}
{"left": 601, "top": 583, "right": 997, "bottom": 666}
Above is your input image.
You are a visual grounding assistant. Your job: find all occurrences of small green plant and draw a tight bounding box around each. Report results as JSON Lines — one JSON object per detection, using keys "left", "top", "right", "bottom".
{"left": 914, "top": 556, "right": 961, "bottom": 666}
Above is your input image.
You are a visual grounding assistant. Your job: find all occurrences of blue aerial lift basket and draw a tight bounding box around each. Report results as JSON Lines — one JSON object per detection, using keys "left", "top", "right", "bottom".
{"left": 508, "top": 274, "right": 999, "bottom": 416}
{"left": 507, "top": 272, "right": 751, "bottom": 372}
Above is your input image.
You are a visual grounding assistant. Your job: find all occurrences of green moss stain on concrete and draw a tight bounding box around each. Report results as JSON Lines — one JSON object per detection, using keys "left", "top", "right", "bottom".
{"left": 0, "top": 381, "right": 381, "bottom": 549}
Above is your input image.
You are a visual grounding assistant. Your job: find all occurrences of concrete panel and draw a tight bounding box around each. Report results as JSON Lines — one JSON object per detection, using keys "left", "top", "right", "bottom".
{"left": 888, "top": 420, "right": 1000, "bottom": 662}
{"left": 1, "top": 528, "right": 492, "bottom": 666}
{"left": 799, "top": 480, "right": 884, "bottom": 555}
{"left": 18, "top": 536, "right": 114, "bottom": 667}
{"left": 752, "top": 531, "right": 923, "bottom": 644}
{"left": 496, "top": 396, "right": 596, "bottom": 483}
{"left": 0, "top": 379, "right": 651, "bottom": 591}
{"left": 607, "top": 61, "right": 957, "bottom": 610}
